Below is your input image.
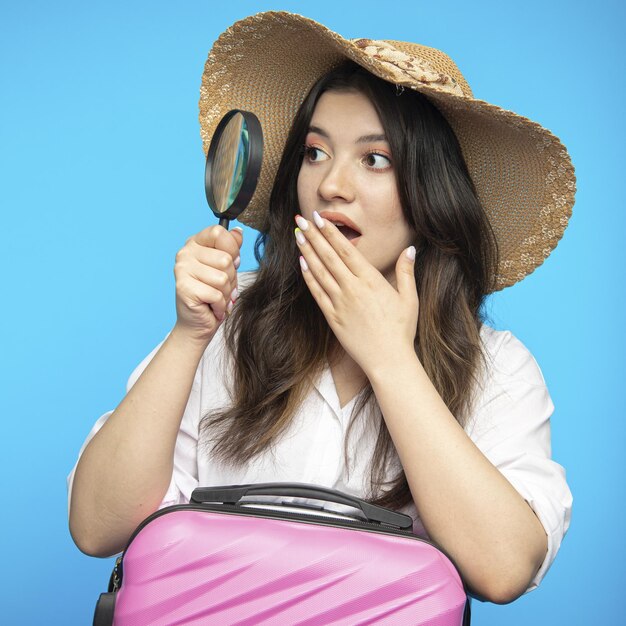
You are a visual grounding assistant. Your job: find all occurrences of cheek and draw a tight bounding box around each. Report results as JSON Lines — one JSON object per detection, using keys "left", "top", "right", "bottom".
{"left": 375, "top": 201, "right": 413, "bottom": 244}
{"left": 372, "top": 194, "right": 405, "bottom": 228}
{"left": 297, "top": 170, "right": 319, "bottom": 220}
{"left": 296, "top": 169, "right": 308, "bottom": 208}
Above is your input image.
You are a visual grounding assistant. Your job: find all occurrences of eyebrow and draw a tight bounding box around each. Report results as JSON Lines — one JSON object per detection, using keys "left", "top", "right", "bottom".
{"left": 307, "top": 125, "right": 387, "bottom": 144}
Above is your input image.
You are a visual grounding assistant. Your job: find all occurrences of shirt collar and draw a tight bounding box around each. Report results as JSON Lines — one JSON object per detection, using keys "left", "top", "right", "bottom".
{"left": 310, "top": 364, "right": 358, "bottom": 425}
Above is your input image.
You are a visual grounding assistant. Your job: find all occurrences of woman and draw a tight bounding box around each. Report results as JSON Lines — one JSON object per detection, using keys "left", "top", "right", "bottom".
{"left": 68, "top": 12, "right": 574, "bottom": 604}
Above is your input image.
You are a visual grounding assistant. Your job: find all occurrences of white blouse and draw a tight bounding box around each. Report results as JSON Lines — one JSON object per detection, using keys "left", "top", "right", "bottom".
{"left": 68, "top": 272, "right": 572, "bottom": 595}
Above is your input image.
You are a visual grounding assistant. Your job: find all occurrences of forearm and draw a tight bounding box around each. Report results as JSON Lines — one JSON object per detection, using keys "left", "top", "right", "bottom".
{"left": 367, "top": 350, "right": 548, "bottom": 603}
{"left": 69, "top": 323, "right": 211, "bottom": 557}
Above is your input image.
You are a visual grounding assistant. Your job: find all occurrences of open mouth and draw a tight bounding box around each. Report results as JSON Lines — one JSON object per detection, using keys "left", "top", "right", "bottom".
{"left": 319, "top": 212, "right": 362, "bottom": 243}
{"left": 335, "top": 224, "right": 361, "bottom": 241}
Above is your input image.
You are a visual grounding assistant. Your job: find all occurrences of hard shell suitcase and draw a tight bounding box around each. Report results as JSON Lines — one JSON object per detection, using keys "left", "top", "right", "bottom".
{"left": 94, "top": 483, "right": 471, "bottom": 625}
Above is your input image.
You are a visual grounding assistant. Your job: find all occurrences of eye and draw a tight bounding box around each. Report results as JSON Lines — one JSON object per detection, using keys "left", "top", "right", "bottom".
{"left": 363, "top": 152, "right": 392, "bottom": 170}
{"left": 303, "top": 145, "right": 330, "bottom": 163}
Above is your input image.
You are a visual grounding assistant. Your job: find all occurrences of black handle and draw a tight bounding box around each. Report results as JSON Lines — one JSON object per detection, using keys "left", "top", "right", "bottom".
{"left": 92, "top": 592, "right": 116, "bottom": 626}
{"left": 191, "top": 482, "right": 413, "bottom": 530}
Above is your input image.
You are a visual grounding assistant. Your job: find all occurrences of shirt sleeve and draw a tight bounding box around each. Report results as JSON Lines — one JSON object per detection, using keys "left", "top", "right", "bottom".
{"left": 466, "top": 329, "right": 573, "bottom": 594}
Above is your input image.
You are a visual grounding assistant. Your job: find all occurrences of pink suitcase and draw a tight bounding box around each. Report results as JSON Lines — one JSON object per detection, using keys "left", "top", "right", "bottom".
{"left": 94, "top": 483, "right": 470, "bottom": 625}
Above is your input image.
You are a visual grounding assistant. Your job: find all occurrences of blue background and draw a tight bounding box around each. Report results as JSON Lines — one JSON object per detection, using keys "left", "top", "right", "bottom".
{"left": 1, "top": 1, "right": 623, "bottom": 623}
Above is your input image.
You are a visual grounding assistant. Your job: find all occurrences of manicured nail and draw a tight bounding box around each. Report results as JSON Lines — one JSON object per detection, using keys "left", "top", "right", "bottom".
{"left": 234, "top": 255, "right": 241, "bottom": 269}
{"left": 232, "top": 226, "right": 244, "bottom": 234}
{"left": 406, "top": 246, "right": 416, "bottom": 261}
{"left": 313, "top": 211, "right": 324, "bottom": 229}
{"left": 226, "top": 300, "right": 234, "bottom": 314}
{"left": 295, "top": 215, "right": 309, "bottom": 231}
{"left": 294, "top": 227, "right": 306, "bottom": 245}
{"left": 299, "top": 256, "right": 309, "bottom": 272}
{"left": 230, "top": 287, "right": 238, "bottom": 302}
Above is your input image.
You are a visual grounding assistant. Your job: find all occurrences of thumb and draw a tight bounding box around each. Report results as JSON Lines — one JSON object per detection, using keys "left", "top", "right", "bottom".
{"left": 395, "top": 245, "right": 417, "bottom": 299}
{"left": 231, "top": 226, "right": 244, "bottom": 250}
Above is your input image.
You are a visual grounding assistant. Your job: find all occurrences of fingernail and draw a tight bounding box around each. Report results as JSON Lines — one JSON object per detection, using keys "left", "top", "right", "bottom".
{"left": 295, "top": 215, "right": 309, "bottom": 231}
{"left": 313, "top": 211, "right": 324, "bottom": 229}
{"left": 232, "top": 227, "right": 244, "bottom": 234}
{"left": 227, "top": 300, "right": 234, "bottom": 314}
{"left": 294, "top": 227, "right": 306, "bottom": 245}
{"left": 406, "top": 246, "right": 416, "bottom": 261}
{"left": 230, "top": 287, "right": 238, "bottom": 302}
{"left": 234, "top": 255, "right": 241, "bottom": 269}
{"left": 299, "top": 255, "right": 309, "bottom": 272}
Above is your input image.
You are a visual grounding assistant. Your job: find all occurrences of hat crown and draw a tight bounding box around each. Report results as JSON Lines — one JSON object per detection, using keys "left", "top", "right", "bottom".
{"left": 349, "top": 38, "right": 469, "bottom": 98}
{"left": 381, "top": 40, "right": 473, "bottom": 98}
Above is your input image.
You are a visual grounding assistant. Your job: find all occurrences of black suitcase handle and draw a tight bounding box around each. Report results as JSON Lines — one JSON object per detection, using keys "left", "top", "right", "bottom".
{"left": 92, "top": 592, "right": 115, "bottom": 626}
{"left": 191, "top": 482, "right": 413, "bottom": 530}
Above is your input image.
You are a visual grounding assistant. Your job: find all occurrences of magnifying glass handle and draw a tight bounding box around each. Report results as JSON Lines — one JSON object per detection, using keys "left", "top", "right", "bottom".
{"left": 218, "top": 217, "right": 230, "bottom": 230}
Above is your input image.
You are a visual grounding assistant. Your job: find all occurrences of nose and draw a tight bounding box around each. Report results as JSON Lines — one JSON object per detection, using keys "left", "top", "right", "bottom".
{"left": 317, "top": 158, "right": 355, "bottom": 203}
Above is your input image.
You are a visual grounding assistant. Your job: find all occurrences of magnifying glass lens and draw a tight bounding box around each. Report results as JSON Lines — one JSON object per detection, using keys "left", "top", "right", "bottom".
{"left": 226, "top": 123, "right": 249, "bottom": 208}
{"left": 205, "top": 110, "right": 263, "bottom": 228}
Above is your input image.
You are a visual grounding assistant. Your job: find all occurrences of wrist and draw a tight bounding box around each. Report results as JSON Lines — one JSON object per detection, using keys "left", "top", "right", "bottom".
{"left": 364, "top": 345, "right": 423, "bottom": 386}
{"left": 170, "top": 321, "right": 216, "bottom": 354}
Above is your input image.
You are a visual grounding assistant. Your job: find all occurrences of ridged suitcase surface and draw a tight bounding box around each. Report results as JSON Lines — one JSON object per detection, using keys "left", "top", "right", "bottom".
{"left": 101, "top": 484, "right": 470, "bottom": 625}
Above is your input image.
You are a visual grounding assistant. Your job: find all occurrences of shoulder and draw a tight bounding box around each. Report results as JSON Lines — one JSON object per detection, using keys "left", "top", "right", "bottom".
{"left": 479, "top": 325, "right": 548, "bottom": 388}
{"left": 466, "top": 325, "right": 554, "bottom": 439}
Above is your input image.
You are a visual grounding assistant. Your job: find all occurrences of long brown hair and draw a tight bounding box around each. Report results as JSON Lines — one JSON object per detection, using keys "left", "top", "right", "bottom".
{"left": 201, "top": 62, "right": 498, "bottom": 510}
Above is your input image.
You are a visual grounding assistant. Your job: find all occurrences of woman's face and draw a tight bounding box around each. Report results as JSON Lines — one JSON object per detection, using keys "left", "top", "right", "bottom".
{"left": 297, "top": 89, "right": 414, "bottom": 284}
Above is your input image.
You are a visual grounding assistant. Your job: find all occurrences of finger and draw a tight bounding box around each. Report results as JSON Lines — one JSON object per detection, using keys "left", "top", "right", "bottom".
{"left": 214, "top": 226, "right": 244, "bottom": 264}
{"left": 191, "top": 246, "right": 238, "bottom": 288}
{"left": 177, "top": 276, "right": 229, "bottom": 317}
{"left": 303, "top": 212, "right": 368, "bottom": 278}
{"left": 188, "top": 257, "right": 237, "bottom": 304}
{"left": 193, "top": 225, "right": 242, "bottom": 263}
{"left": 295, "top": 226, "right": 341, "bottom": 300}
{"left": 395, "top": 245, "right": 418, "bottom": 302}
{"left": 229, "top": 226, "right": 244, "bottom": 250}
{"left": 294, "top": 215, "right": 355, "bottom": 286}
{"left": 298, "top": 255, "right": 335, "bottom": 319}
{"left": 228, "top": 227, "right": 244, "bottom": 269}
{"left": 176, "top": 243, "right": 238, "bottom": 306}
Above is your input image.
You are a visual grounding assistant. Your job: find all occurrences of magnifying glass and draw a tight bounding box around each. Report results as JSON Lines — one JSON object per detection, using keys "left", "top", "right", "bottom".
{"left": 204, "top": 110, "right": 263, "bottom": 229}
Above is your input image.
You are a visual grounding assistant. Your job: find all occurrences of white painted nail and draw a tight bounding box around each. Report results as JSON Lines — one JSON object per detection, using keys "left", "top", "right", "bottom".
{"left": 295, "top": 228, "right": 306, "bottom": 245}
{"left": 406, "top": 246, "right": 416, "bottom": 261}
{"left": 313, "top": 211, "right": 324, "bottom": 228}
{"left": 295, "top": 215, "right": 309, "bottom": 231}
{"left": 299, "top": 256, "right": 309, "bottom": 272}
{"left": 234, "top": 255, "right": 241, "bottom": 269}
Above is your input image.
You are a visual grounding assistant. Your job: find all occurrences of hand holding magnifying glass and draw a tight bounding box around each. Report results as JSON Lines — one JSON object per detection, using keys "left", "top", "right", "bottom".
{"left": 200, "top": 109, "right": 263, "bottom": 323}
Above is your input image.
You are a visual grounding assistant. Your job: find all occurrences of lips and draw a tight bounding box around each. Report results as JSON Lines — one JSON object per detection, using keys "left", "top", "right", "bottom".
{"left": 319, "top": 211, "right": 362, "bottom": 241}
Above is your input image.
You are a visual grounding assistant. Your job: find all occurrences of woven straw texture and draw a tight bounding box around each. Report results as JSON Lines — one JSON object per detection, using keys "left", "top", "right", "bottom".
{"left": 199, "top": 11, "right": 576, "bottom": 291}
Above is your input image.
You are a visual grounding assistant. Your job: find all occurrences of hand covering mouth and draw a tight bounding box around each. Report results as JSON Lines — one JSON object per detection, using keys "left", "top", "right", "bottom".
{"left": 319, "top": 211, "right": 362, "bottom": 240}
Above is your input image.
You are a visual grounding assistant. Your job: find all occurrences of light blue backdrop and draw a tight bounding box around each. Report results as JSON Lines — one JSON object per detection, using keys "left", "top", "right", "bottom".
{"left": 1, "top": 0, "right": 623, "bottom": 623}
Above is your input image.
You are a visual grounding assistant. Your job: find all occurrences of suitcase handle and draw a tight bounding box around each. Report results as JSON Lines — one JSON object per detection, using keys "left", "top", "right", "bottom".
{"left": 191, "top": 482, "right": 413, "bottom": 530}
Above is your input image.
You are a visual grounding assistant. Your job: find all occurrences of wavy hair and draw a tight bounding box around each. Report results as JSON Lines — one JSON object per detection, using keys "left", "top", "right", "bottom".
{"left": 201, "top": 62, "right": 498, "bottom": 510}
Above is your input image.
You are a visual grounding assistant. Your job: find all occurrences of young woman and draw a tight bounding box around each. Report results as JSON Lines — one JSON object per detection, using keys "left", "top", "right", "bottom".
{"left": 68, "top": 12, "right": 574, "bottom": 604}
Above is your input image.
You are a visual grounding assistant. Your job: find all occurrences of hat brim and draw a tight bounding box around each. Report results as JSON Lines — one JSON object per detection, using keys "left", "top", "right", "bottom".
{"left": 199, "top": 11, "right": 575, "bottom": 291}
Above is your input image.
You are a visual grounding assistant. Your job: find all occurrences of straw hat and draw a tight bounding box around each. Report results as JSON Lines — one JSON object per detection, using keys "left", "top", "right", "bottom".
{"left": 199, "top": 11, "right": 575, "bottom": 291}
